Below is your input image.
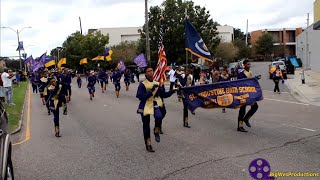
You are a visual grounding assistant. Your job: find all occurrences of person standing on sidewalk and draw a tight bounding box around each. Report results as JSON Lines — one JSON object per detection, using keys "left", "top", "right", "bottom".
{"left": 0, "top": 73, "right": 5, "bottom": 103}
{"left": 1, "top": 68, "right": 15, "bottom": 106}
{"left": 168, "top": 66, "right": 176, "bottom": 91}
{"left": 272, "top": 65, "right": 284, "bottom": 94}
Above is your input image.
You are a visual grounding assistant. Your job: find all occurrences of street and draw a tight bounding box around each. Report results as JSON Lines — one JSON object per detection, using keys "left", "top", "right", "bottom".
{"left": 12, "top": 62, "right": 320, "bottom": 180}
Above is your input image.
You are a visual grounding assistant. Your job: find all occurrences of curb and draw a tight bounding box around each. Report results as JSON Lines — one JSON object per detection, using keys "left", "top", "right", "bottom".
{"left": 11, "top": 83, "right": 29, "bottom": 134}
{"left": 286, "top": 79, "right": 320, "bottom": 107}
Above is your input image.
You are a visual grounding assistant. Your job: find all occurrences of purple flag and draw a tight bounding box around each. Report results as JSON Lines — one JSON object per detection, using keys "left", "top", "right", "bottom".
{"left": 117, "top": 59, "right": 126, "bottom": 72}
{"left": 24, "top": 55, "right": 34, "bottom": 64}
{"left": 39, "top": 52, "right": 47, "bottom": 64}
{"left": 32, "top": 61, "right": 44, "bottom": 73}
{"left": 134, "top": 53, "right": 147, "bottom": 68}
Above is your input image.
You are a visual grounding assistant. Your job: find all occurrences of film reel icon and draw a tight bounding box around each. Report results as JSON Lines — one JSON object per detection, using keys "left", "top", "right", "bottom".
{"left": 248, "top": 158, "right": 271, "bottom": 180}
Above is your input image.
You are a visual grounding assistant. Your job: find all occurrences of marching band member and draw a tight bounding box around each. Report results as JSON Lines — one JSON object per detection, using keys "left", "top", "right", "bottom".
{"left": 47, "top": 78, "right": 63, "bottom": 137}
{"left": 218, "top": 69, "right": 230, "bottom": 113}
{"left": 87, "top": 71, "right": 97, "bottom": 100}
{"left": 136, "top": 67, "right": 176, "bottom": 152}
{"left": 112, "top": 68, "right": 122, "bottom": 98}
{"left": 124, "top": 69, "right": 131, "bottom": 91}
{"left": 178, "top": 68, "right": 194, "bottom": 128}
{"left": 98, "top": 69, "right": 108, "bottom": 93}
{"left": 237, "top": 60, "right": 259, "bottom": 132}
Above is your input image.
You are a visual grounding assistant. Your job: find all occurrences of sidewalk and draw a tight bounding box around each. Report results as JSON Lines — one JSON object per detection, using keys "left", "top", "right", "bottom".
{"left": 286, "top": 68, "right": 320, "bottom": 106}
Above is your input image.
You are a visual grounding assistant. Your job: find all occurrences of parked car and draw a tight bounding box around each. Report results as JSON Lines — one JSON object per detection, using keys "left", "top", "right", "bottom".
{"left": 268, "top": 60, "right": 287, "bottom": 79}
{"left": 0, "top": 102, "right": 14, "bottom": 180}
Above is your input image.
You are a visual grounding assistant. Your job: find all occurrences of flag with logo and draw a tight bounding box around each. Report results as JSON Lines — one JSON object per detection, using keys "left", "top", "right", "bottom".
{"left": 92, "top": 55, "right": 105, "bottom": 61}
{"left": 57, "top": 58, "right": 66, "bottom": 68}
{"left": 44, "top": 56, "right": 55, "bottom": 67}
{"left": 32, "top": 61, "right": 44, "bottom": 73}
{"left": 117, "top": 59, "right": 126, "bottom": 72}
{"left": 16, "top": 41, "right": 24, "bottom": 51}
{"left": 134, "top": 53, "right": 147, "bottom": 68}
{"left": 103, "top": 48, "right": 113, "bottom": 61}
{"left": 39, "top": 52, "right": 47, "bottom": 65}
{"left": 185, "top": 19, "right": 213, "bottom": 62}
{"left": 24, "top": 55, "right": 34, "bottom": 65}
{"left": 80, "top": 58, "right": 88, "bottom": 65}
{"left": 153, "top": 20, "right": 167, "bottom": 83}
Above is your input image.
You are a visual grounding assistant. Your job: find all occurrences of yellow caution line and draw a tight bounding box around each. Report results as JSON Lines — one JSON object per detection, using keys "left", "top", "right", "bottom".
{"left": 13, "top": 84, "right": 31, "bottom": 146}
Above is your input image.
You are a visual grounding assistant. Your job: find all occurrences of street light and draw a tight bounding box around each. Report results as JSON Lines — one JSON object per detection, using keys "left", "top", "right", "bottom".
{"left": 1, "top": 26, "right": 32, "bottom": 70}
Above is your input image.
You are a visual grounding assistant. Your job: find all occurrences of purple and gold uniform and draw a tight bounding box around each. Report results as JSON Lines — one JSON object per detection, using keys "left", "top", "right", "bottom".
{"left": 237, "top": 64, "right": 259, "bottom": 132}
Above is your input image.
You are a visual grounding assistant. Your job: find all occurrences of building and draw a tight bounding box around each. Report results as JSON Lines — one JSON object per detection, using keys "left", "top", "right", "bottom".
{"left": 296, "top": 0, "right": 320, "bottom": 71}
{"left": 250, "top": 28, "right": 303, "bottom": 57}
{"left": 314, "top": 0, "right": 320, "bottom": 30}
{"left": 216, "top": 26, "right": 234, "bottom": 43}
{"left": 89, "top": 27, "right": 141, "bottom": 46}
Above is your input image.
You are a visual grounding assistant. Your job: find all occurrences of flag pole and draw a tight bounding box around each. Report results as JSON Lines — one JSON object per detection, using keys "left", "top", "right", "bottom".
{"left": 184, "top": 1, "right": 189, "bottom": 69}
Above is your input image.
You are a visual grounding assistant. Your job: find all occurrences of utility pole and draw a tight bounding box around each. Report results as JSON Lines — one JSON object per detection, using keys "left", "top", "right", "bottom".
{"left": 306, "top": 13, "right": 310, "bottom": 70}
{"left": 145, "top": 0, "right": 151, "bottom": 66}
{"left": 245, "top": 19, "right": 249, "bottom": 46}
{"left": 79, "top": 17, "right": 83, "bottom": 35}
{"left": 16, "top": 30, "right": 23, "bottom": 70}
{"left": 1, "top": 26, "right": 31, "bottom": 70}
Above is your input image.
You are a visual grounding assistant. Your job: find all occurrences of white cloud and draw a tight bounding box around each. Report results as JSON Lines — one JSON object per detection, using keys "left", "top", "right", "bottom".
{"left": 0, "top": 0, "right": 315, "bottom": 59}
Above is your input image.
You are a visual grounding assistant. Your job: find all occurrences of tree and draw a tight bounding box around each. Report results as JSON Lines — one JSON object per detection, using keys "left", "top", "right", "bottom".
{"left": 215, "top": 42, "right": 239, "bottom": 63}
{"left": 111, "top": 41, "right": 139, "bottom": 66}
{"left": 255, "top": 33, "right": 274, "bottom": 57}
{"left": 139, "top": 0, "right": 220, "bottom": 66}
{"left": 233, "top": 39, "right": 251, "bottom": 59}
{"left": 51, "top": 31, "right": 109, "bottom": 70}
{"left": 234, "top": 28, "right": 245, "bottom": 40}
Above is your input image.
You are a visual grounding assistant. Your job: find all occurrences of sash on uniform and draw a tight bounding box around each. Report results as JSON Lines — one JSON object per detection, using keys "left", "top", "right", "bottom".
{"left": 142, "top": 80, "right": 163, "bottom": 116}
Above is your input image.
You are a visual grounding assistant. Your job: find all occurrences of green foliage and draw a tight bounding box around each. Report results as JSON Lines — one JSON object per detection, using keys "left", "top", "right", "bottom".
{"left": 234, "top": 28, "right": 245, "bottom": 40}
{"left": 50, "top": 31, "right": 109, "bottom": 70}
{"left": 233, "top": 39, "right": 251, "bottom": 59}
{"left": 5, "top": 81, "right": 27, "bottom": 133}
{"left": 139, "top": 0, "right": 220, "bottom": 67}
{"left": 255, "top": 33, "right": 274, "bottom": 56}
{"left": 215, "top": 42, "right": 239, "bottom": 62}
{"left": 111, "top": 41, "right": 139, "bottom": 66}
{"left": 3, "top": 59, "right": 20, "bottom": 71}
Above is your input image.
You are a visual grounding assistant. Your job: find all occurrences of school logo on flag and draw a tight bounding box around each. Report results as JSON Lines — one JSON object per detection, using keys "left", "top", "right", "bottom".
{"left": 185, "top": 19, "right": 213, "bottom": 62}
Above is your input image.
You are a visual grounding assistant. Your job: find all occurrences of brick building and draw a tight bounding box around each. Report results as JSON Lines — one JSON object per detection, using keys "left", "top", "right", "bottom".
{"left": 314, "top": 0, "right": 320, "bottom": 30}
{"left": 250, "top": 28, "right": 303, "bottom": 58}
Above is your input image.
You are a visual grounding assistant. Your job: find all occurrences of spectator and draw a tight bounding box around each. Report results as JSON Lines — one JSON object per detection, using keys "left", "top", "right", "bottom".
{"left": 1, "top": 68, "right": 15, "bottom": 106}
{"left": 0, "top": 73, "right": 5, "bottom": 102}
{"left": 16, "top": 70, "right": 21, "bottom": 87}
{"left": 168, "top": 66, "right": 176, "bottom": 90}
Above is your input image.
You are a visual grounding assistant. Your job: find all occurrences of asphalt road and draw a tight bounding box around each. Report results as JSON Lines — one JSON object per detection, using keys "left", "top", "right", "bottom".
{"left": 12, "top": 62, "right": 320, "bottom": 180}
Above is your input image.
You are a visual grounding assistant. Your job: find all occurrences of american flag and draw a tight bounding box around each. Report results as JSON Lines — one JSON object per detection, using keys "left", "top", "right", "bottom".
{"left": 153, "top": 20, "right": 167, "bottom": 83}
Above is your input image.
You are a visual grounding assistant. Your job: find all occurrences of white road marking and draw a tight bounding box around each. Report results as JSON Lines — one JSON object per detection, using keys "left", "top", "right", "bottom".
{"left": 263, "top": 90, "right": 289, "bottom": 94}
{"left": 282, "top": 124, "right": 317, "bottom": 132}
{"left": 264, "top": 98, "right": 310, "bottom": 106}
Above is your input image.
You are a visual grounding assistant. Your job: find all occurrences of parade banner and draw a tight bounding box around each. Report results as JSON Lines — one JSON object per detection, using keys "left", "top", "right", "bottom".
{"left": 181, "top": 78, "right": 263, "bottom": 111}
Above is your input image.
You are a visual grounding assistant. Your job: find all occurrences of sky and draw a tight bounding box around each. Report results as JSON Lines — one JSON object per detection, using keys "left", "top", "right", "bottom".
{"left": 0, "top": 0, "right": 315, "bottom": 59}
